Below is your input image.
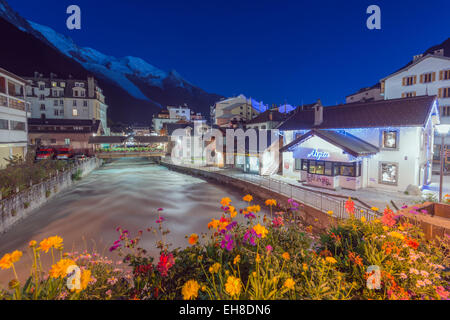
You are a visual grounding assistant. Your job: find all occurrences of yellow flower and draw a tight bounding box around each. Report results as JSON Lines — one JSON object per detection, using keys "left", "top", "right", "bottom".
{"left": 243, "top": 194, "right": 253, "bottom": 202}
{"left": 208, "top": 219, "right": 220, "bottom": 229}
{"left": 388, "top": 231, "right": 405, "bottom": 240}
{"left": 221, "top": 197, "right": 232, "bottom": 206}
{"left": 327, "top": 210, "right": 333, "bottom": 216}
{"left": 49, "top": 259, "right": 76, "bottom": 279}
{"left": 229, "top": 206, "right": 237, "bottom": 218}
{"left": 48, "top": 236, "right": 63, "bottom": 250}
{"left": 265, "top": 199, "right": 277, "bottom": 206}
{"left": 282, "top": 252, "right": 290, "bottom": 261}
{"left": 10, "top": 250, "right": 22, "bottom": 263}
{"left": 360, "top": 216, "right": 366, "bottom": 223}
{"left": 247, "top": 205, "right": 261, "bottom": 213}
{"left": 182, "top": 280, "right": 200, "bottom": 300}
{"left": 302, "top": 263, "right": 308, "bottom": 271}
{"left": 382, "top": 226, "right": 389, "bottom": 232}
{"left": 255, "top": 254, "right": 261, "bottom": 263}
{"left": 0, "top": 253, "right": 12, "bottom": 270}
{"left": 372, "top": 219, "right": 380, "bottom": 224}
{"left": 74, "top": 269, "right": 92, "bottom": 293}
{"left": 39, "top": 238, "right": 52, "bottom": 253}
{"left": 253, "top": 224, "right": 268, "bottom": 239}
{"left": 371, "top": 207, "right": 379, "bottom": 211}
{"left": 209, "top": 263, "right": 221, "bottom": 274}
{"left": 283, "top": 278, "right": 295, "bottom": 290}
{"left": 233, "top": 255, "right": 241, "bottom": 265}
{"left": 29, "top": 240, "right": 37, "bottom": 247}
{"left": 188, "top": 233, "right": 199, "bottom": 245}
{"left": 225, "top": 276, "right": 242, "bottom": 297}
{"left": 325, "top": 257, "right": 337, "bottom": 264}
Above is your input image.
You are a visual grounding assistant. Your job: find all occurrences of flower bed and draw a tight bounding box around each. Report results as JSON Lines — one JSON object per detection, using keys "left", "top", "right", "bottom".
{"left": 0, "top": 197, "right": 448, "bottom": 300}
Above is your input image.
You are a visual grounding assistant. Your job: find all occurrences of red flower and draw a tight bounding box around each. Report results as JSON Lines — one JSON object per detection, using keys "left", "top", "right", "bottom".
{"left": 345, "top": 197, "right": 355, "bottom": 215}
{"left": 405, "top": 238, "right": 419, "bottom": 250}
{"left": 157, "top": 252, "right": 175, "bottom": 277}
{"left": 381, "top": 208, "right": 396, "bottom": 227}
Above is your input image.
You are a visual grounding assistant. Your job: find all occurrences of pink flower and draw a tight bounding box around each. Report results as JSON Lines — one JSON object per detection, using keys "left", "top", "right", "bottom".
{"left": 399, "top": 272, "right": 408, "bottom": 279}
{"left": 265, "top": 245, "right": 273, "bottom": 254}
{"left": 436, "top": 286, "right": 449, "bottom": 300}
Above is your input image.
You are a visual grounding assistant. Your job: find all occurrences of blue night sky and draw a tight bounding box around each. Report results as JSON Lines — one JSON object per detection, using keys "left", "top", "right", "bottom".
{"left": 7, "top": 0, "right": 450, "bottom": 106}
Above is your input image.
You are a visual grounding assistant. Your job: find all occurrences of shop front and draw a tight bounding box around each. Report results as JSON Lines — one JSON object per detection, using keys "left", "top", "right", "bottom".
{"left": 281, "top": 130, "right": 379, "bottom": 191}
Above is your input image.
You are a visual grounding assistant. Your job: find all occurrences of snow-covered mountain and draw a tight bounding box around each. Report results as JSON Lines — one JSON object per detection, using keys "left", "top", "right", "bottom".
{"left": 0, "top": 0, "right": 223, "bottom": 123}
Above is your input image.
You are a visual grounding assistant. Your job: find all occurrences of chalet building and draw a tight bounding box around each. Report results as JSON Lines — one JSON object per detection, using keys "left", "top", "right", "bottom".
{"left": 346, "top": 83, "right": 383, "bottom": 103}
{"left": 0, "top": 67, "right": 30, "bottom": 168}
{"left": 24, "top": 74, "right": 109, "bottom": 135}
{"left": 245, "top": 108, "right": 286, "bottom": 130}
{"left": 380, "top": 50, "right": 450, "bottom": 154}
{"left": 28, "top": 118, "right": 103, "bottom": 155}
{"left": 212, "top": 95, "right": 262, "bottom": 127}
{"left": 278, "top": 96, "right": 438, "bottom": 192}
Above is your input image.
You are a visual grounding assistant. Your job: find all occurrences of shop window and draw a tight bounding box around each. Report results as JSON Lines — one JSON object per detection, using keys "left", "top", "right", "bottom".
{"left": 340, "top": 164, "right": 355, "bottom": 177}
{"left": 0, "top": 119, "right": 8, "bottom": 130}
{"left": 325, "top": 162, "right": 333, "bottom": 176}
{"left": 301, "top": 159, "right": 308, "bottom": 171}
{"left": 381, "top": 130, "right": 399, "bottom": 150}
{"left": 294, "top": 159, "right": 302, "bottom": 170}
{"left": 308, "top": 161, "right": 325, "bottom": 175}
{"left": 379, "top": 162, "right": 398, "bottom": 185}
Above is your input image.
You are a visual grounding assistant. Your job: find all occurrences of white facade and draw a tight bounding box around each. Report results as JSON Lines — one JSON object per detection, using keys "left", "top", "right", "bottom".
{"left": 382, "top": 55, "right": 450, "bottom": 123}
{"left": 213, "top": 94, "right": 263, "bottom": 126}
{"left": 346, "top": 85, "right": 383, "bottom": 103}
{"left": 25, "top": 76, "right": 109, "bottom": 135}
{"left": 0, "top": 68, "right": 29, "bottom": 168}
{"left": 167, "top": 106, "right": 191, "bottom": 121}
{"left": 281, "top": 102, "right": 437, "bottom": 193}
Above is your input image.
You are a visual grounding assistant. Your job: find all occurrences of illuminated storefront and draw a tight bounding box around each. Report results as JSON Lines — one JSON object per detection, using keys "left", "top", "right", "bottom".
{"left": 279, "top": 96, "right": 439, "bottom": 192}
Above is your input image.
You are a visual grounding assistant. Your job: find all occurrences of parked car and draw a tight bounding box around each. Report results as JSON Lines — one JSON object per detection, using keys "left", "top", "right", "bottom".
{"left": 35, "top": 147, "right": 56, "bottom": 161}
{"left": 55, "top": 147, "right": 74, "bottom": 160}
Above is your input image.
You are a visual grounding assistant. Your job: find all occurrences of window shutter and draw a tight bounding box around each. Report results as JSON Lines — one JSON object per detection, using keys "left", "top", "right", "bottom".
{"left": 432, "top": 72, "right": 436, "bottom": 82}
{"left": 420, "top": 74, "right": 424, "bottom": 83}
{"left": 402, "top": 77, "right": 406, "bottom": 86}
{"left": 438, "top": 88, "right": 443, "bottom": 98}
{"left": 413, "top": 75, "right": 417, "bottom": 84}
{"left": 440, "top": 71, "right": 444, "bottom": 80}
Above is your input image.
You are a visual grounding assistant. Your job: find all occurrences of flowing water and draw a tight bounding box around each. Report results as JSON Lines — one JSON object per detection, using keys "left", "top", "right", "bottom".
{"left": 0, "top": 158, "right": 267, "bottom": 287}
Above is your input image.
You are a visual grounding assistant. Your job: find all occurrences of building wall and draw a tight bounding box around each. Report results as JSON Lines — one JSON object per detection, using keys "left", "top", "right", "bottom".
{"left": 0, "top": 71, "right": 28, "bottom": 168}
{"left": 346, "top": 87, "right": 383, "bottom": 103}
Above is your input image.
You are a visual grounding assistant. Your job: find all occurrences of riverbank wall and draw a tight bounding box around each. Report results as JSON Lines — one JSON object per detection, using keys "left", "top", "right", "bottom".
{"left": 0, "top": 158, "right": 102, "bottom": 234}
{"left": 161, "top": 162, "right": 338, "bottom": 233}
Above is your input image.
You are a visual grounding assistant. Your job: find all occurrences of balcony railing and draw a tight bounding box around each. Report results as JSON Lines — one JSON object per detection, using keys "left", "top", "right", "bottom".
{"left": 0, "top": 95, "right": 6, "bottom": 107}
{"left": 0, "top": 95, "right": 26, "bottom": 112}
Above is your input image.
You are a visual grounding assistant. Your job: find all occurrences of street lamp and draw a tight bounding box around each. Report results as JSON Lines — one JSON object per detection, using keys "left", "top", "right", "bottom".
{"left": 435, "top": 124, "right": 450, "bottom": 202}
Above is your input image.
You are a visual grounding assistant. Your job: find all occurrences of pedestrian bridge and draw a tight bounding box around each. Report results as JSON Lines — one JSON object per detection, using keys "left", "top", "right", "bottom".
{"left": 89, "top": 135, "right": 169, "bottom": 159}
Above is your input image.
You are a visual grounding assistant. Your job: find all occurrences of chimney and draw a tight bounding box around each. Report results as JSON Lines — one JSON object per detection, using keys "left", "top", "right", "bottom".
{"left": 434, "top": 48, "right": 444, "bottom": 56}
{"left": 314, "top": 99, "right": 323, "bottom": 126}
{"left": 87, "top": 76, "right": 95, "bottom": 98}
{"left": 34, "top": 71, "right": 39, "bottom": 79}
{"left": 413, "top": 54, "right": 423, "bottom": 61}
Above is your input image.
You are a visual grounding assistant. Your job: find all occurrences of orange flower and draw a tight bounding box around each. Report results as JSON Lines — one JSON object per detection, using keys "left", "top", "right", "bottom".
{"left": 208, "top": 219, "right": 220, "bottom": 229}
{"left": 243, "top": 194, "right": 253, "bottom": 202}
{"left": 0, "top": 253, "right": 12, "bottom": 270}
{"left": 265, "top": 199, "right": 277, "bottom": 207}
{"left": 282, "top": 252, "right": 290, "bottom": 261}
{"left": 220, "top": 197, "right": 232, "bottom": 206}
{"left": 10, "top": 250, "right": 22, "bottom": 263}
{"left": 188, "top": 233, "right": 199, "bottom": 245}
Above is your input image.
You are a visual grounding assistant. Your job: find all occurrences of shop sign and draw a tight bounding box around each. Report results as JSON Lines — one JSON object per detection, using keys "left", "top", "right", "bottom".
{"left": 307, "top": 149, "right": 330, "bottom": 160}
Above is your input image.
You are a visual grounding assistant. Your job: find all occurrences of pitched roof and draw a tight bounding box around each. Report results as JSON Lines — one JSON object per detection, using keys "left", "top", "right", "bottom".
{"left": 278, "top": 95, "right": 437, "bottom": 131}
{"left": 280, "top": 129, "right": 380, "bottom": 158}
{"left": 246, "top": 109, "right": 285, "bottom": 124}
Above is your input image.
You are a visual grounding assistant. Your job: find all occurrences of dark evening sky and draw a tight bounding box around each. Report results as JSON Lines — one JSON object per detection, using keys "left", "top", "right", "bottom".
{"left": 8, "top": 0, "right": 450, "bottom": 106}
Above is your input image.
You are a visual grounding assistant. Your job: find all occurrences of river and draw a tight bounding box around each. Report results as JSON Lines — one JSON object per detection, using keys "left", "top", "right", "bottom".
{"left": 0, "top": 158, "right": 267, "bottom": 287}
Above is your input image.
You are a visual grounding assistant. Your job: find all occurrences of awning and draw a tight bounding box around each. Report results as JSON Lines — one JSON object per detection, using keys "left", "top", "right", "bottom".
{"left": 280, "top": 129, "right": 379, "bottom": 158}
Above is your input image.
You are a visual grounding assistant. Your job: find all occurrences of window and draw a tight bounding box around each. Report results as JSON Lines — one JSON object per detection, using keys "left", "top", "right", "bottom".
{"left": 379, "top": 162, "right": 398, "bottom": 185}
{"left": 83, "top": 100, "right": 88, "bottom": 107}
{"left": 72, "top": 109, "right": 78, "bottom": 116}
{"left": 10, "top": 121, "right": 25, "bottom": 131}
{"left": 40, "top": 104, "right": 45, "bottom": 111}
{"left": 53, "top": 100, "right": 58, "bottom": 106}
{"left": 442, "top": 106, "right": 450, "bottom": 117}
{"left": 60, "top": 100, "right": 64, "bottom": 106}
{"left": 381, "top": 130, "right": 399, "bottom": 149}
{"left": 74, "top": 90, "right": 79, "bottom": 97}
{"left": 39, "top": 94, "right": 45, "bottom": 100}
{"left": 402, "top": 91, "right": 416, "bottom": 98}
{"left": 294, "top": 159, "right": 302, "bottom": 170}
{"left": 420, "top": 72, "right": 434, "bottom": 83}
{"left": 340, "top": 164, "right": 355, "bottom": 177}
{"left": 64, "top": 138, "right": 70, "bottom": 145}
{"left": 80, "top": 91, "right": 85, "bottom": 97}
{"left": 51, "top": 82, "right": 57, "bottom": 87}
{"left": 73, "top": 100, "right": 77, "bottom": 106}
{"left": 402, "top": 76, "right": 416, "bottom": 86}
{"left": 52, "top": 90, "right": 58, "bottom": 97}
{"left": 50, "top": 139, "right": 56, "bottom": 144}
{"left": 438, "top": 87, "right": 450, "bottom": 98}
{"left": 60, "top": 82, "right": 65, "bottom": 87}
{"left": 308, "top": 160, "right": 325, "bottom": 175}
{"left": 39, "top": 84, "right": 45, "bottom": 90}
{"left": 440, "top": 70, "right": 450, "bottom": 80}
{"left": 54, "top": 109, "right": 59, "bottom": 116}
{"left": 325, "top": 162, "right": 333, "bottom": 176}
{"left": 0, "top": 119, "right": 8, "bottom": 130}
